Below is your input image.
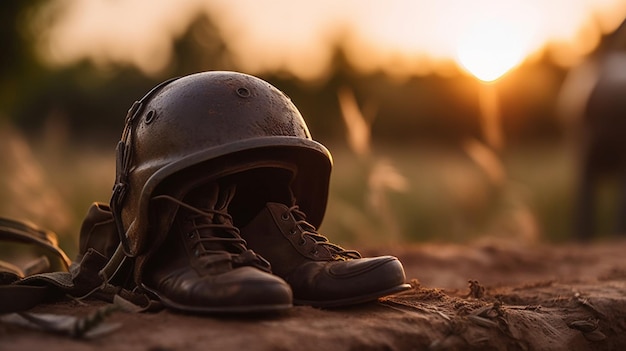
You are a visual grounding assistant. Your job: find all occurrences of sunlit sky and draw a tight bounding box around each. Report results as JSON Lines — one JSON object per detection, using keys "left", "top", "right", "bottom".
{"left": 35, "top": 0, "right": 626, "bottom": 82}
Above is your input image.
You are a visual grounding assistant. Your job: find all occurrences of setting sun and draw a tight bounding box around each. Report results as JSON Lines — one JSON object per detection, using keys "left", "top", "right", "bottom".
{"left": 456, "top": 17, "right": 534, "bottom": 82}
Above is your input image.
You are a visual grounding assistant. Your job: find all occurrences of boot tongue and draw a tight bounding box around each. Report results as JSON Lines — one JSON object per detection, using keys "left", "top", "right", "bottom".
{"left": 186, "top": 183, "right": 235, "bottom": 218}
{"left": 186, "top": 182, "right": 220, "bottom": 220}
{"left": 184, "top": 183, "right": 241, "bottom": 253}
{"left": 214, "top": 184, "right": 236, "bottom": 221}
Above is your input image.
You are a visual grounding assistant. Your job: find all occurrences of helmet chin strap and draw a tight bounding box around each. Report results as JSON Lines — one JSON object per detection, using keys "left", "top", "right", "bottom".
{"left": 110, "top": 76, "right": 181, "bottom": 257}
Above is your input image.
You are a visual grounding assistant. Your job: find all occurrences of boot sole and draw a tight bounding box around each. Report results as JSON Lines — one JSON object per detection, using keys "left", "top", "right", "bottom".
{"left": 142, "top": 284, "right": 293, "bottom": 314}
{"left": 293, "top": 283, "right": 412, "bottom": 308}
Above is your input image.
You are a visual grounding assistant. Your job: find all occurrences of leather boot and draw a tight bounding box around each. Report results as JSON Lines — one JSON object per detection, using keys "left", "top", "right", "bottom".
{"left": 240, "top": 202, "right": 411, "bottom": 307}
{"left": 143, "top": 183, "right": 293, "bottom": 313}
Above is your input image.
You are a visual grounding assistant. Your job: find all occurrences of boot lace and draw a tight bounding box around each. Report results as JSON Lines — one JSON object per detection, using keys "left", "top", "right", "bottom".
{"left": 153, "top": 195, "right": 271, "bottom": 272}
{"left": 285, "top": 205, "right": 361, "bottom": 260}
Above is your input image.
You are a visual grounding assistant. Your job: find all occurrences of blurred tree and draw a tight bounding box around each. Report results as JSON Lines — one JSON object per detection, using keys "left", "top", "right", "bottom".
{"left": 14, "top": 65, "right": 156, "bottom": 142}
{"left": 0, "top": 0, "right": 48, "bottom": 120}
{"left": 168, "top": 12, "right": 234, "bottom": 75}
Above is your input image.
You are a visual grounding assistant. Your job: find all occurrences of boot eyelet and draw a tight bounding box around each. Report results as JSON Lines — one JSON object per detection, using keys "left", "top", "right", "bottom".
{"left": 194, "top": 249, "right": 200, "bottom": 257}
{"left": 289, "top": 228, "right": 297, "bottom": 235}
{"left": 281, "top": 212, "right": 290, "bottom": 221}
{"left": 187, "top": 232, "right": 194, "bottom": 238}
{"left": 311, "top": 249, "right": 319, "bottom": 256}
{"left": 298, "top": 238, "right": 307, "bottom": 246}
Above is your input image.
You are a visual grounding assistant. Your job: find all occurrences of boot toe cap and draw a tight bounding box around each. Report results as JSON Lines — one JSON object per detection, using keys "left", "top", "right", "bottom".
{"left": 146, "top": 266, "right": 293, "bottom": 313}
{"left": 289, "top": 256, "right": 410, "bottom": 307}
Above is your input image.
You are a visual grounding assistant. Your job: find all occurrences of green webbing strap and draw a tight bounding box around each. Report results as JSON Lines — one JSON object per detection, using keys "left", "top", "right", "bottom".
{"left": 0, "top": 216, "right": 159, "bottom": 315}
{"left": 0, "top": 217, "right": 71, "bottom": 270}
{"left": 0, "top": 216, "right": 74, "bottom": 314}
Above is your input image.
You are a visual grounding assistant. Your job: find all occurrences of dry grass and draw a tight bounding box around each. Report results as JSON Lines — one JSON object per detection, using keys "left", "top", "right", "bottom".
{"left": 0, "top": 124, "right": 114, "bottom": 259}
{"left": 324, "top": 140, "right": 580, "bottom": 245}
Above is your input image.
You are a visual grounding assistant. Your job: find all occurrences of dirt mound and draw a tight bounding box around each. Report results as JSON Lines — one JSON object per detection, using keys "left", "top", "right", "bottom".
{"left": 2, "top": 240, "right": 626, "bottom": 351}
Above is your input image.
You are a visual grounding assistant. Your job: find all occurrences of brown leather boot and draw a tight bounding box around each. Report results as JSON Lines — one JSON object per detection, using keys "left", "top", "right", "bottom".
{"left": 143, "top": 183, "right": 293, "bottom": 313}
{"left": 240, "top": 202, "right": 411, "bottom": 307}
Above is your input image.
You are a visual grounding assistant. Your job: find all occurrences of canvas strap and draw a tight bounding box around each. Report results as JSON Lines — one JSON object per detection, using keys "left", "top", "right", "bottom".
{"left": 0, "top": 211, "right": 158, "bottom": 314}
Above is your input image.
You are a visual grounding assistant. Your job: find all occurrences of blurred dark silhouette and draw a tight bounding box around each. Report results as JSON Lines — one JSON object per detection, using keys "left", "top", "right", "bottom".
{"left": 559, "top": 18, "right": 626, "bottom": 240}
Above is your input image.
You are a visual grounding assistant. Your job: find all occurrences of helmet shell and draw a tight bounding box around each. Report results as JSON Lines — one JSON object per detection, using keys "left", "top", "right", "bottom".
{"left": 113, "top": 71, "right": 332, "bottom": 256}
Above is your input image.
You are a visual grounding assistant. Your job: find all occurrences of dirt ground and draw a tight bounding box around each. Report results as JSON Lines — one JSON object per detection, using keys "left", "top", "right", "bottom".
{"left": 2, "top": 238, "right": 626, "bottom": 351}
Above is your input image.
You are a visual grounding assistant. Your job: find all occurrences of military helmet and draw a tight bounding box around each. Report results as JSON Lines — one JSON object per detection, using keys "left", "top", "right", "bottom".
{"left": 110, "top": 71, "right": 332, "bottom": 257}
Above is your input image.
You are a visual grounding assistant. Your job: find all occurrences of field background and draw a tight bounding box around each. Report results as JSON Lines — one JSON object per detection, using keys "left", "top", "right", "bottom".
{"left": 2, "top": 130, "right": 614, "bottom": 261}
